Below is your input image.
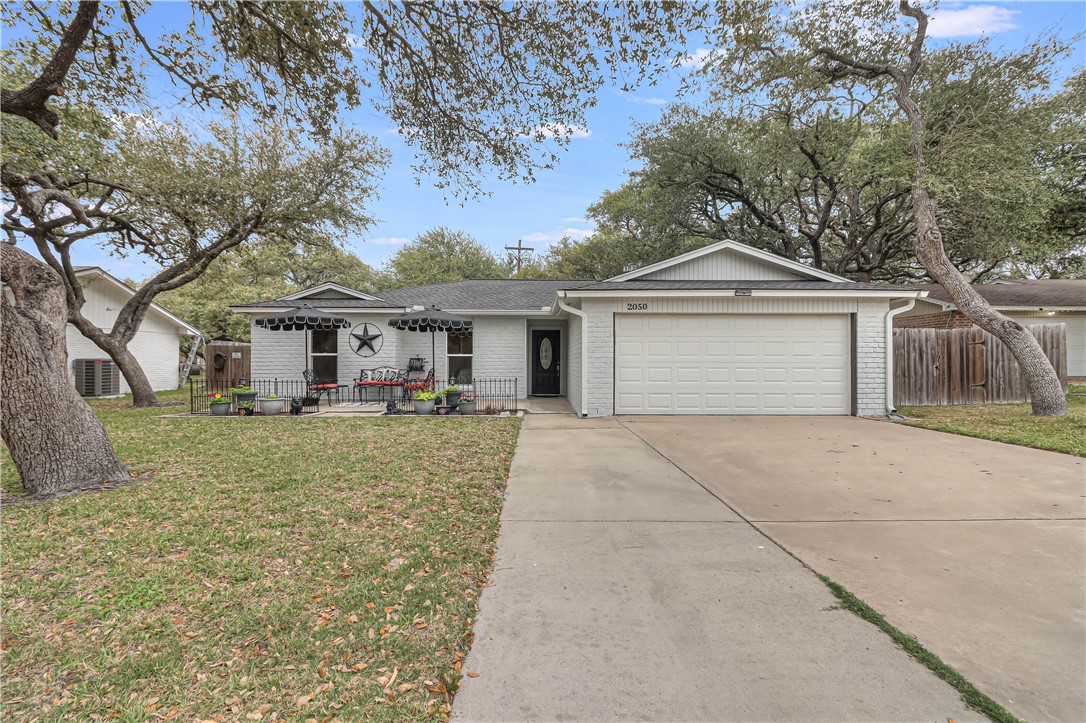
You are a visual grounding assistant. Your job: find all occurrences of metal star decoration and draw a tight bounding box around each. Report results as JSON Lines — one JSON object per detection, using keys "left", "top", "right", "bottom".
{"left": 350, "top": 323, "right": 384, "bottom": 356}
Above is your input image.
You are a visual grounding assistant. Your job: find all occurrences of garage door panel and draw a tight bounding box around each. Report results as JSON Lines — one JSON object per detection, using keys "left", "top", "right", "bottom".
{"left": 646, "top": 367, "right": 672, "bottom": 383}
{"left": 733, "top": 367, "right": 760, "bottom": 383}
{"left": 615, "top": 314, "right": 849, "bottom": 415}
{"left": 705, "top": 367, "right": 730, "bottom": 382}
{"left": 675, "top": 367, "right": 701, "bottom": 383}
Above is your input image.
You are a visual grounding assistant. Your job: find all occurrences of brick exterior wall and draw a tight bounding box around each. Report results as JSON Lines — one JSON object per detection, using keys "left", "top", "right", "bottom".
{"left": 472, "top": 316, "right": 528, "bottom": 399}
{"left": 250, "top": 312, "right": 530, "bottom": 398}
{"left": 893, "top": 310, "right": 973, "bottom": 329}
{"left": 853, "top": 299, "right": 889, "bottom": 416}
{"left": 565, "top": 313, "right": 583, "bottom": 414}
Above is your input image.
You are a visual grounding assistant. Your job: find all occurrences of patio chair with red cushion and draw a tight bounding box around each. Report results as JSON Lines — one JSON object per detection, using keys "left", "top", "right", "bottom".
{"left": 303, "top": 368, "right": 340, "bottom": 405}
{"left": 403, "top": 368, "right": 435, "bottom": 400}
{"left": 354, "top": 366, "right": 405, "bottom": 403}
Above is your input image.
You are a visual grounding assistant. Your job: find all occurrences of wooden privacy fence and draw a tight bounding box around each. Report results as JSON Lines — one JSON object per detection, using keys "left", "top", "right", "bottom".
{"left": 204, "top": 341, "right": 251, "bottom": 385}
{"left": 893, "top": 324, "right": 1067, "bottom": 406}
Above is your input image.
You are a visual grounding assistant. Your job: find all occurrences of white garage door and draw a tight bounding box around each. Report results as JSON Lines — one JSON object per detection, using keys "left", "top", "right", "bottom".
{"left": 615, "top": 314, "right": 850, "bottom": 415}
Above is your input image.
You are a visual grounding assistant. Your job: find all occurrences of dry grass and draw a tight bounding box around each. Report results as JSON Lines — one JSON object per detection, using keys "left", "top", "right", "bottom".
{"left": 897, "top": 393, "right": 1086, "bottom": 457}
{"left": 1, "top": 390, "right": 521, "bottom": 720}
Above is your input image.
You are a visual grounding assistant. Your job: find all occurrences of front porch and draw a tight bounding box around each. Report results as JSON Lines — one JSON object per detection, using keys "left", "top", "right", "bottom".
{"left": 521, "top": 396, "right": 574, "bottom": 414}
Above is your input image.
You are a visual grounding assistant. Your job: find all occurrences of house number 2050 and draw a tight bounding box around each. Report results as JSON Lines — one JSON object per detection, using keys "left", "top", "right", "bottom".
{"left": 626, "top": 302, "right": 648, "bottom": 311}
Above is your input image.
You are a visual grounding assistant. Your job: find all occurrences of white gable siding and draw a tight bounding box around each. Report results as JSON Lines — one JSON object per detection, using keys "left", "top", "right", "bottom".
{"left": 65, "top": 278, "right": 185, "bottom": 393}
{"left": 305, "top": 289, "right": 361, "bottom": 299}
{"left": 640, "top": 248, "right": 806, "bottom": 281}
{"left": 576, "top": 295, "right": 891, "bottom": 417}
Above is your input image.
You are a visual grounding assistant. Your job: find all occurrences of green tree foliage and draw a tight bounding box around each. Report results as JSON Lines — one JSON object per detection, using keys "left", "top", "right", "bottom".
{"left": 2, "top": 1, "right": 707, "bottom": 191}
{"left": 157, "top": 240, "right": 381, "bottom": 343}
{"left": 385, "top": 227, "right": 506, "bottom": 288}
{"left": 2, "top": 112, "right": 385, "bottom": 404}
{"left": 696, "top": 0, "right": 1077, "bottom": 414}
{"left": 585, "top": 69, "right": 1084, "bottom": 282}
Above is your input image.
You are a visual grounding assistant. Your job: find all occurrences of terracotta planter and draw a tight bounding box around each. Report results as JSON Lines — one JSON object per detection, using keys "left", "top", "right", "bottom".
{"left": 210, "top": 402, "right": 231, "bottom": 416}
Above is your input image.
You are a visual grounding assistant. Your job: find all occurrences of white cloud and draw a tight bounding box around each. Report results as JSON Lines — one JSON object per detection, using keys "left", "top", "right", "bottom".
{"left": 679, "top": 48, "right": 715, "bottom": 69}
{"left": 927, "top": 5, "right": 1019, "bottom": 38}
{"left": 529, "top": 123, "right": 592, "bottom": 140}
{"left": 521, "top": 228, "right": 594, "bottom": 246}
{"left": 369, "top": 236, "right": 409, "bottom": 245}
{"left": 628, "top": 96, "right": 668, "bottom": 106}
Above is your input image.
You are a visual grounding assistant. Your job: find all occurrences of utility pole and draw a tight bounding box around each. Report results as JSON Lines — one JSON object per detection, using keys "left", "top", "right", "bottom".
{"left": 504, "top": 239, "right": 535, "bottom": 274}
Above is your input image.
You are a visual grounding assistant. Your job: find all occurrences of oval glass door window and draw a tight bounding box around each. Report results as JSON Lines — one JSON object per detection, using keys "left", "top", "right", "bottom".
{"left": 539, "top": 337, "right": 553, "bottom": 370}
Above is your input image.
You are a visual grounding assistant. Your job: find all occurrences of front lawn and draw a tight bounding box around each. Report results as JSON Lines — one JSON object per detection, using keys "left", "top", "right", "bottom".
{"left": 897, "top": 392, "right": 1086, "bottom": 456}
{"left": 1, "top": 391, "right": 521, "bottom": 720}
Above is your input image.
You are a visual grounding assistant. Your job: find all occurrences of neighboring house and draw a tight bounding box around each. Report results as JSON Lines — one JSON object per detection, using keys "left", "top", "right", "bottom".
{"left": 229, "top": 238, "right": 925, "bottom": 414}
{"left": 66, "top": 267, "right": 201, "bottom": 395}
{"left": 895, "top": 279, "right": 1086, "bottom": 377}
{"left": 230, "top": 239, "right": 927, "bottom": 417}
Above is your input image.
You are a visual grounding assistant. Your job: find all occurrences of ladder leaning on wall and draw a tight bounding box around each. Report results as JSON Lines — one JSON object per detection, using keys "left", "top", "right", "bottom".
{"left": 178, "top": 333, "right": 205, "bottom": 389}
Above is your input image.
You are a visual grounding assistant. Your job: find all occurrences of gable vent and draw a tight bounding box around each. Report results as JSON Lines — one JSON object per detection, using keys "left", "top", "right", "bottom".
{"left": 74, "top": 359, "right": 120, "bottom": 397}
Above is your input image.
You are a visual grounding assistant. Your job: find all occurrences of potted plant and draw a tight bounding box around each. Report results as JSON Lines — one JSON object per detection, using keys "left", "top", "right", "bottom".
{"left": 231, "top": 385, "right": 258, "bottom": 409}
{"left": 457, "top": 395, "right": 476, "bottom": 415}
{"left": 412, "top": 389, "right": 438, "bottom": 415}
{"left": 208, "top": 392, "right": 232, "bottom": 416}
{"left": 237, "top": 398, "right": 256, "bottom": 416}
{"left": 442, "top": 385, "right": 462, "bottom": 409}
{"left": 258, "top": 393, "right": 285, "bottom": 416}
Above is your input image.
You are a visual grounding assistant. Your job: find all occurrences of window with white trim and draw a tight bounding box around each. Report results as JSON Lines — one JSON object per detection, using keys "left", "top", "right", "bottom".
{"left": 310, "top": 329, "right": 338, "bottom": 382}
{"left": 447, "top": 332, "right": 473, "bottom": 383}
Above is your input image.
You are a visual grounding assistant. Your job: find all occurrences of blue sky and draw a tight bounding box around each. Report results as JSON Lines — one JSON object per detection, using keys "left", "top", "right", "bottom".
{"left": 7, "top": 1, "right": 1085, "bottom": 278}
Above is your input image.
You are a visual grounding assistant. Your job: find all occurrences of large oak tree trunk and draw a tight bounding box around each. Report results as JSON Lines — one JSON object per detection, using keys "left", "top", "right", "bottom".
{"left": 1, "top": 245, "right": 130, "bottom": 494}
{"left": 910, "top": 188, "right": 1068, "bottom": 415}
{"left": 894, "top": 82, "right": 1068, "bottom": 416}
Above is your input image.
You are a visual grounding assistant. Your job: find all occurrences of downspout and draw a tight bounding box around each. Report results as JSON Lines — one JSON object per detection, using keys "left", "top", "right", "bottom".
{"left": 555, "top": 291, "right": 590, "bottom": 418}
{"left": 885, "top": 297, "right": 918, "bottom": 416}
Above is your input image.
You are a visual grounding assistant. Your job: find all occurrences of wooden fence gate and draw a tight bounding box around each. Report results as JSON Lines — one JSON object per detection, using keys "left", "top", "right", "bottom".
{"left": 204, "top": 341, "right": 251, "bottom": 386}
{"left": 893, "top": 324, "right": 1067, "bottom": 406}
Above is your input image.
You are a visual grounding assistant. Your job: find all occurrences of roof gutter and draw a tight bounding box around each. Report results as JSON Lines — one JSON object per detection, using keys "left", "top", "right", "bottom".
{"left": 885, "top": 297, "right": 919, "bottom": 416}
{"left": 562, "top": 288, "right": 920, "bottom": 299}
{"left": 555, "top": 291, "right": 589, "bottom": 418}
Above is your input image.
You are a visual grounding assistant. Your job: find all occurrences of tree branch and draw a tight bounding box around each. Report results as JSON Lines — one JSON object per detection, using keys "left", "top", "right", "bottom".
{"left": 0, "top": 1, "right": 100, "bottom": 138}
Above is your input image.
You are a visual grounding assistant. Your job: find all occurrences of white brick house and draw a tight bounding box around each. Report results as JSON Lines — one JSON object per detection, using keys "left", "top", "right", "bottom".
{"left": 230, "top": 240, "right": 926, "bottom": 417}
{"left": 67, "top": 267, "right": 200, "bottom": 395}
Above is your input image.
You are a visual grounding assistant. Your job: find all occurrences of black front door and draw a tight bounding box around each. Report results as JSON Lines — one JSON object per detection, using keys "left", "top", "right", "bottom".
{"left": 531, "top": 330, "right": 561, "bottom": 396}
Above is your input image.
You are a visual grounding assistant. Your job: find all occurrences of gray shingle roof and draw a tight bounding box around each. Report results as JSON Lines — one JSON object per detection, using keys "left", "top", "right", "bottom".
{"left": 911, "top": 280, "right": 1086, "bottom": 308}
{"left": 242, "top": 279, "right": 597, "bottom": 311}
{"left": 241, "top": 277, "right": 919, "bottom": 311}
{"left": 576, "top": 280, "right": 916, "bottom": 292}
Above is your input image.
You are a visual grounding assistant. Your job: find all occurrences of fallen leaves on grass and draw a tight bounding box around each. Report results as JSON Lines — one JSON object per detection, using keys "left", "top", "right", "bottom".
{"left": 1, "top": 391, "right": 521, "bottom": 721}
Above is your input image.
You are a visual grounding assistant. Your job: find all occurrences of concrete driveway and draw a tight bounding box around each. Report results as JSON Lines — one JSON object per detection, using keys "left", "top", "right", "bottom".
{"left": 453, "top": 415, "right": 983, "bottom": 722}
{"left": 621, "top": 416, "right": 1086, "bottom": 723}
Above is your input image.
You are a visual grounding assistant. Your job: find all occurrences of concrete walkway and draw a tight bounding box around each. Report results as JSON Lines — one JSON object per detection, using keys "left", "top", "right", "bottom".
{"left": 452, "top": 415, "right": 982, "bottom": 722}
{"left": 623, "top": 416, "right": 1086, "bottom": 723}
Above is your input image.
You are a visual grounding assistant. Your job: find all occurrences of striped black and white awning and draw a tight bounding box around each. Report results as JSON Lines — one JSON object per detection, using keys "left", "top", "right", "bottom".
{"left": 254, "top": 304, "right": 351, "bottom": 332}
